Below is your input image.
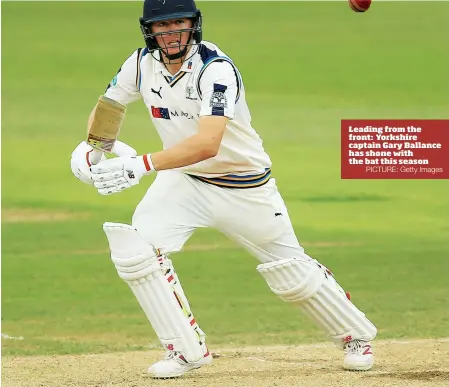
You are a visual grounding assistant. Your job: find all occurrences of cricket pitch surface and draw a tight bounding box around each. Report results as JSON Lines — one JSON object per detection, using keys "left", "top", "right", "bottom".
{"left": 2, "top": 338, "right": 448, "bottom": 387}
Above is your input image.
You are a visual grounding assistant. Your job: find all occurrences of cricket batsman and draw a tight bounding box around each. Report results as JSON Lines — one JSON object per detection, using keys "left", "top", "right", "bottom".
{"left": 70, "top": 0, "right": 377, "bottom": 378}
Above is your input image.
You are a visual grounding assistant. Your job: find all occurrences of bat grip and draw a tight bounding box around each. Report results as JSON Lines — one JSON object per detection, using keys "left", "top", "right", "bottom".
{"left": 90, "top": 149, "right": 103, "bottom": 165}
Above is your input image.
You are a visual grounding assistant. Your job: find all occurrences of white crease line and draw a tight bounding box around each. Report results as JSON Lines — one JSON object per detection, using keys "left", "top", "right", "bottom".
{"left": 247, "top": 357, "right": 268, "bottom": 362}
{"left": 216, "top": 338, "right": 449, "bottom": 355}
{"left": 245, "top": 357, "right": 322, "bottom": 367}
{"left": 381, "top": 338, "right": 449, "bottom": 345}
{"left": 2, "top": 333, "right": 24, "bottom": 340}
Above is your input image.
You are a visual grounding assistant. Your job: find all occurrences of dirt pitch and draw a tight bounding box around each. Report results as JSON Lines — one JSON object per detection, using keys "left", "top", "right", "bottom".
{"left": 2, "top": 339, "right": 448, "bottom": 387}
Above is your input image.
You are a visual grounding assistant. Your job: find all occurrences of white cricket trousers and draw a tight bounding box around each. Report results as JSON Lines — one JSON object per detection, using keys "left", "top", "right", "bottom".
{"left": 132, "top": 170, "right": 306, "bottom": 263}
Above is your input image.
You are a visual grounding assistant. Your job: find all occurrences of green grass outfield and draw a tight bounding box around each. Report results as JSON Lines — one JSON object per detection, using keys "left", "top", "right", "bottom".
{"left": 2, "top": 1, "right": 448, "bottom": 356}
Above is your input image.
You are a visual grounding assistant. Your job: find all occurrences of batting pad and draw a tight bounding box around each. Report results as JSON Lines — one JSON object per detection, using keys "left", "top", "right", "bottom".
{"left": 103, "top": 222, "right": 205, "bottom": 362}
{"left": 257, "top": 258, "right": 377, "bottom": 347}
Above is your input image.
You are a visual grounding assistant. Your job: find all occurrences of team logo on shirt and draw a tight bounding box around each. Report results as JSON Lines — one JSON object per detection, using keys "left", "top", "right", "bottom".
{"left": 185, "top": 86, "right": 197, "bottom": 100}
{"left": 210, "top": 91, "right": 227, "bottom": 108}
{"left": 210, "top": 84, "right": 228, "bottom": 116}
{"left": 111, "top": 75, "right": 118, "bottom": 86}
{"left": 210, "top": 83, "right": 228, "bottom": 110}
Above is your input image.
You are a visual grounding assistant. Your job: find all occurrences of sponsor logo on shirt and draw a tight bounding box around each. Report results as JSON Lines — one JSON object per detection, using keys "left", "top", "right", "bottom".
{"left": 170, "top": 110, "right": 198, "bottom": 120}
{"left": 151, "top": 106, "right": 198, "bottom": 120}
{"left": 151, "top": 106, "right": 170, "bottom": 120}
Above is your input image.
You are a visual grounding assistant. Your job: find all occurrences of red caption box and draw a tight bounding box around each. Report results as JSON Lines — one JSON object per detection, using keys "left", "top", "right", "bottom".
{"left": 341, "top": 119, "right": 449, "bottom": 179}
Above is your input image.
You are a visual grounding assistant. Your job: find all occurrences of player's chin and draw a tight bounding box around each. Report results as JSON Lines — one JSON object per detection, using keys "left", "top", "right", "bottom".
{"left": 164, "top": 44, "right": 187, "bottom": 55}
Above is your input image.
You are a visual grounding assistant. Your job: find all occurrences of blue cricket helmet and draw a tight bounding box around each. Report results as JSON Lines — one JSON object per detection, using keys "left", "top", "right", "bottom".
{"left": 139, "top": 0, "right": 202, "bottom": 55}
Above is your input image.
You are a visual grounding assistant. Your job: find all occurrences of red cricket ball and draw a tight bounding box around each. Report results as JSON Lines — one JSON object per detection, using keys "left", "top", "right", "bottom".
{"left": 349, "top": 0, "right": 372, "bottom": 12}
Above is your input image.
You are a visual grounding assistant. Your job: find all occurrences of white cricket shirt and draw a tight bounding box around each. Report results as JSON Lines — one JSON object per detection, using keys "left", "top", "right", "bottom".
{"left": 104, "top": 41, "right": 272, "bottom": 183}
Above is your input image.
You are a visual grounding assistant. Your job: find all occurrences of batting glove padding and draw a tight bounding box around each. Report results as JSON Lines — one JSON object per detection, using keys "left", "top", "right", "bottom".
{"left": 91, "top": 154, "right": 154, "bottom": 195}
{"left": 70, "top": 140, "right": 137, "bottom": 186}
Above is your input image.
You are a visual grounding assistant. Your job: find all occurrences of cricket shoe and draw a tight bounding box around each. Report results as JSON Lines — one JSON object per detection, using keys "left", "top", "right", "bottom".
{"left": 343, "top": 340, "right": 374, "bottom": 371}
{"left": 148, "top": 347, "right": 212, "bottom": 379}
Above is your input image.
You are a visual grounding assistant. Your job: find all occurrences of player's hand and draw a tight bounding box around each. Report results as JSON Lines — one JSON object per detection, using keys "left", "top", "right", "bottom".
{"left": 70, "top": 141, "right": 137, "bottom": 186}
{"left": 90, "top": 154, "right": 154, "bottom": 195}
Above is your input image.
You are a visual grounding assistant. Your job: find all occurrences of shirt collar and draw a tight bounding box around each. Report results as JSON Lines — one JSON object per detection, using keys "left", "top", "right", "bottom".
{"left": 153, "top": 45, "right": 201, "bottom": 76}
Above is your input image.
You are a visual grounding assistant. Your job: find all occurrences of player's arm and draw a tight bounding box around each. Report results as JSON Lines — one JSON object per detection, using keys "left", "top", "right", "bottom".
{"left": 90, "top": 61, "right": 238, "bottom": 195}
{"left": 71, "top": 50, "right": 142, "bottom": 185}
{"left": 150, "top": 115, "right": 227, "bottom": 170}
{"left": 90, "top": 114, "right": 229, "bottom": 195}
{"left": 150, "top": 61, "right": 238, "bottom": 170}
{"left": 88, "top": 49, "right": 143, "bottom": 160}
{"left": 87, "top": 49, "right": 143, "bottom": 139}
{"left": 103, "top": 49, "right": 142, "bottom": 105}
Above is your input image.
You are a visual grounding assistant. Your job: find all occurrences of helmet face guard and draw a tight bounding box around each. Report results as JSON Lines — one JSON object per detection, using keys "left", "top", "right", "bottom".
{"left": 139, "top": 4, "right": 202, "bottom": 64}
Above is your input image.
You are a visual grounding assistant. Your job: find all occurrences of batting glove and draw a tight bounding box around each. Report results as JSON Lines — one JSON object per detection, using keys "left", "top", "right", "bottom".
{"left": 70, "top": 141, "right": 137, "bottom": 186}
{"left": 90, "top": 154, "right": 155, "bottom": 195}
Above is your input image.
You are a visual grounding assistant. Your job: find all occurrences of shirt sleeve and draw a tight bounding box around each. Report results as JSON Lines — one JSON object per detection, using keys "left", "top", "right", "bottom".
{"left": 104, "top": 49, "right": 141, "bottom": 105}
{"left": 199, "top": 61, "right": 239, "bottom": 119}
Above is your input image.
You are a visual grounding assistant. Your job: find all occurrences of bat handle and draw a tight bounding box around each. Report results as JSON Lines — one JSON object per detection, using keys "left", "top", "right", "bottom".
{"left": 90, "top": 149, "right": 103, "bottom": 165}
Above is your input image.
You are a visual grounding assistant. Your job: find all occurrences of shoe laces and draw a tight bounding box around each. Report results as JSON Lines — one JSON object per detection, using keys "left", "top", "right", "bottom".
{"left": 163, "top": 350, "right": 177, "bottom": 360}
{"left": 163, "top": 350, "right": 188, "bottom": 364}
{"left": 343, "top": 339, "right": 366, "bottom": 354}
